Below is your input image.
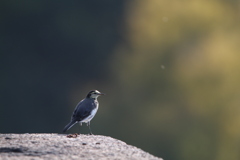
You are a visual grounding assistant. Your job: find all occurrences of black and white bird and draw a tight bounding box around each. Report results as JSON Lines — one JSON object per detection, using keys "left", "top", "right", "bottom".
{"left": 63, "top": 90, "right": 104, "bottom": 134}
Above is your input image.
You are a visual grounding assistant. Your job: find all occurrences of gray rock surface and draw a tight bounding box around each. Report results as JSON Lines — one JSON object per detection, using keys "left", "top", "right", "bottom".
{"left": 0, "top": 134, "right": 162, "bottom": 160}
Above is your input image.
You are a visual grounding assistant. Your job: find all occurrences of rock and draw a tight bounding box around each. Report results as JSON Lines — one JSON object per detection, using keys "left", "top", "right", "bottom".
{"left": 0, "top": 134, "right": 163, "bottom": 160}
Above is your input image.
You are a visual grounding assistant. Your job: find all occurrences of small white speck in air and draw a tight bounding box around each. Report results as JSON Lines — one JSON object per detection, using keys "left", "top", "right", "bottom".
{"left": 162, "top": 17, "right": 169, "bottom": 22}
{"left": 161, "top": 65, "right": 165, "bottom": 69}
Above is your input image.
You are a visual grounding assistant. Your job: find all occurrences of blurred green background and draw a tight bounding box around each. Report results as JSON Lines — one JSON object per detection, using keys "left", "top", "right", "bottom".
{"left": 1, "top": 0, "right": 240, "bottom": 160}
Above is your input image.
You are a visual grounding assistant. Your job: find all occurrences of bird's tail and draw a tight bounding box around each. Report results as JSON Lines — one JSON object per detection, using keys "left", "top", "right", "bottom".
{"left": 63, "top": 121, "right": 77, "bottom": 133}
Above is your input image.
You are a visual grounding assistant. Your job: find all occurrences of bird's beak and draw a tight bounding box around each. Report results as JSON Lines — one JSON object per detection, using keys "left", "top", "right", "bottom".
{"left": 98, "top": 92, "right": 105, "bottom": 95}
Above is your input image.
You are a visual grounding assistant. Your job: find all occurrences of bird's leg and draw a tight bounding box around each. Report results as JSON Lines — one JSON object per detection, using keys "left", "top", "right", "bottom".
{"left": 88, "top": 121, "right": 93, "bottom": 135}
{"left": 78, "top": 122, "right": 82, "bottom": 134}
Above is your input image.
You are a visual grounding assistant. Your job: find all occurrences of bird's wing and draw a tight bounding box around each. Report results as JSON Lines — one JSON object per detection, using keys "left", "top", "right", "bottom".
{"left": 71, "top": 99, "right": 97, "bottom": 121}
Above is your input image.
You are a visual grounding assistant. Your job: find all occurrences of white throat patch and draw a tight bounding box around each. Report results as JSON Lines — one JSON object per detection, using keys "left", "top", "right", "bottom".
{"left": 90, "top": 94, "right": 100, "bottom": 99}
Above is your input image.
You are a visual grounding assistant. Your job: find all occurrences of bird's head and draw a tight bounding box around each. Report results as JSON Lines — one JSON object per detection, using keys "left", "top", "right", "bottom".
{"left": 86, "top": 90, "right": 105, "bottom": 99}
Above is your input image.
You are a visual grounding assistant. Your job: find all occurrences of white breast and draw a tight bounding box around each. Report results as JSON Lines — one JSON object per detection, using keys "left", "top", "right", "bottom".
{"left": 81, "top": 107, "right": 98, "bottom": 123}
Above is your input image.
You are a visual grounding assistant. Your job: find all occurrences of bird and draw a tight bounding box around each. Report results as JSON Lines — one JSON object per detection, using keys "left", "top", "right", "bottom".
{"left": 63, "top": 90, "right": 104, "bottom": 134}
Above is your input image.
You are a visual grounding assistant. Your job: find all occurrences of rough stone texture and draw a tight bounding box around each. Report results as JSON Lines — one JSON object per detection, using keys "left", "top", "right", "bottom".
{"left": 0, "top": 134, "right": 163, "bottom": 160}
